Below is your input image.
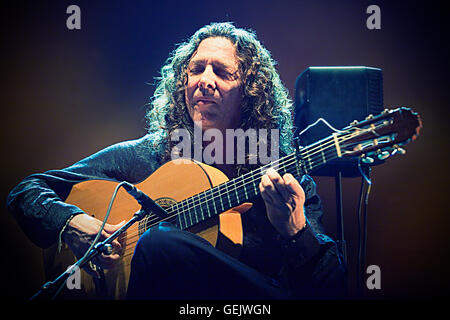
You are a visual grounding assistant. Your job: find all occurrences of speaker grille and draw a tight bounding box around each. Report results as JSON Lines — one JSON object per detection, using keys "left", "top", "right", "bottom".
{"left": 294, "top": 66, "right": 384, "bottom": 177}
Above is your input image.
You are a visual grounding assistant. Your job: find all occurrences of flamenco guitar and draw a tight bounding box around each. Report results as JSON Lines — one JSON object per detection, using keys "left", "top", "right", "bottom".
{"left": 42, "top": 107, "right": 422, "bottom": 299}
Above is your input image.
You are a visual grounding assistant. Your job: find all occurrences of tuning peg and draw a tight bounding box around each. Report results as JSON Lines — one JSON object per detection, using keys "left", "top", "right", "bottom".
{"left": 390, "top": 144, "right": 406, "bottom": 156}
{"left": 377, "top": 150, "right": 390, "bottom": 160}
{"left": 350, "top": 120, "right": 359, "bottom": 125}
{"left": 361, "top": 155, "right": 374, "bottom": 164}
{"left": 365, "top": 114, "right": 374, "bottom": 120}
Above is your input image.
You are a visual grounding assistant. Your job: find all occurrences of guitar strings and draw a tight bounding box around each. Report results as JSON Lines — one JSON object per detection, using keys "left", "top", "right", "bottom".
{"left": 120, "top": 129, "right": 366, "bottom": 254}
{"left": 120, "top": 129, "right": 362, "bottom": 250}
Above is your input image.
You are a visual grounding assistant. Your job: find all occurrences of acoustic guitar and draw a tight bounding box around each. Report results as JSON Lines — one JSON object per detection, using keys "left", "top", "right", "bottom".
{"left": 42, "top": 107, "right": 422, "bottom": 299}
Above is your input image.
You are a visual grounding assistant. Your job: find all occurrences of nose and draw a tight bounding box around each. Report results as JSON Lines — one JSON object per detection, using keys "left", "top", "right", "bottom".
{"left": 198, "top": 65, "right": 216, "bottom": 94}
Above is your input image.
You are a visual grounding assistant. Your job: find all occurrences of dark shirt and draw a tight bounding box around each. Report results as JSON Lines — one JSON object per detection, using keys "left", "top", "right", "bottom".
{"left": 7, "top": 134, "right": 347, "bottom": 298}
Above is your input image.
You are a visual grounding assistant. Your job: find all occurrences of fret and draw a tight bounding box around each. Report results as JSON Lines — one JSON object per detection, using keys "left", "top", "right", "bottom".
{"left": 320, "top": 141, "right": 326, "bottom": 164}
{"left": 295, "top": 147, "right": 304, "bottom": 177}
{"left": 179, "top": 212, "right": 186, "bottom": 229}
{"left": 176, "top": 204, "right": 183, "bottom": 229}
{"left": 185, "top": 211, "right": 192, "bottom": 228}
{"left": 225, "top": 182, "right": 232, "bottom": 208}
{"left": 198, "top": 193, "right": 205, "bottom": 221}
{"left": 234, "top": 180, "right": 240, "bottom": 203}
{"left": 217, "top": 185, "right": 225, "bottom": 211}
{"left": 308, "top": 154, "right": 314, "bottom": 171}
{"left": 252, "top": 177, "right": 258, "bottom": 197}
{"left": 213, "top": 200, "right": 218, "bottom": 216}
{"left": 187, "top": 198, "right": 194, "bottom": 226}
{"left": 181, "top": 203, "right": 188, "bottom": 229}
{"left": 187, "top": 198, "right": 193, "bottom": 226}
{"left": 205, "top": 189, "right": 213, "bottom": 218}
{"left": 251, "top": 176, "right": 259, "bottom": 198}
{"left": 180, "top": 210, "right": 188, "bottom": 229}
{"left": 302, "top": 149, "right": 309, "bottom": 172}
{"left": 193, "top": 199, "right": 199, "bottom": 224}
{"left": 242, "top": 176, "right": 248, "bottom": 200}
{"left": 205, "top": 201, "right": 212, "bottom": 219}
{"left": 295, "top": 159, "right": 301, "bottom": 177}
{"left": 302, "top": 157, "right": 309, "bottom": 174}
{"left": 198, "top": 192, "right": 208, "bottom": 220}
{"left": 332, "top": 133, "right": 342, "bottom": 158}
{"left": 205, "top": 188, "right": 217, "bottom": 218}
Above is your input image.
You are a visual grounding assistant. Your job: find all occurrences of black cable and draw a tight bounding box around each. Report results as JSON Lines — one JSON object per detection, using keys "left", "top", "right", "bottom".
{"left": 356, "top": 172, "right": 365, "bottom": 294}
{"left": 357, "top": 161, "right": 372, "bottom": 297}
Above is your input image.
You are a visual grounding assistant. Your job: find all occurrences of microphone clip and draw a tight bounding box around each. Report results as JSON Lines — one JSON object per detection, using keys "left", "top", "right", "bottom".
{"left": 121, "top": 182, "right": 170, "bottom": 220}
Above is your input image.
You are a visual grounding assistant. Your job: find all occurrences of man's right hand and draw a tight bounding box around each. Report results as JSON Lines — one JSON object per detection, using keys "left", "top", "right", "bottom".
{"left": 62, "top": 214, "right": 126, "bottom": 278}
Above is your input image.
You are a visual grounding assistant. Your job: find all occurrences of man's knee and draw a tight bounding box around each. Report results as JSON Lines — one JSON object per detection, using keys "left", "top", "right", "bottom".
{"left": 134, "top": 222, "right": 178, "bottom": 255}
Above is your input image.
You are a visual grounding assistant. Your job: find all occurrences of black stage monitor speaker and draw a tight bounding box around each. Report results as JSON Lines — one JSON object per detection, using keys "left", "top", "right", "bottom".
{"left": 294, "top": 66, "right": 384, "bottom": 177}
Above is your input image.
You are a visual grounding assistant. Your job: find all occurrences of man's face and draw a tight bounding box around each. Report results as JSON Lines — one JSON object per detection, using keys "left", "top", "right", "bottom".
{"left": 185, "top": 37, "right": 243, "bottom": 133}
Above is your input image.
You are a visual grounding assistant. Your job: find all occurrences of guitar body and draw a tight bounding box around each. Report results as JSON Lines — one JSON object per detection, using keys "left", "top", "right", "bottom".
{"left": 43, "top": 159, "right": 252, "bottom": 299}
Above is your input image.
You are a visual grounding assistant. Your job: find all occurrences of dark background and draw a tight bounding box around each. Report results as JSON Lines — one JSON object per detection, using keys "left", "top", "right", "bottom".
{"left": 1, "top": 0, "right": 449, "bottom": 300}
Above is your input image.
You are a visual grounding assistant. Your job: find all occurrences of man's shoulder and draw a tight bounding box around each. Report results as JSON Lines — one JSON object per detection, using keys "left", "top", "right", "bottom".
{"left": 105, "top": 133, "right": 167, "bottom": 157}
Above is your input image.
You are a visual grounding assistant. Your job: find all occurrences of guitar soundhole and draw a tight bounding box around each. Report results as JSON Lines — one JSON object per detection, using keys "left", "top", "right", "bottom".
{"left": 137, "top": 197, "right": 177, "bottom": 237}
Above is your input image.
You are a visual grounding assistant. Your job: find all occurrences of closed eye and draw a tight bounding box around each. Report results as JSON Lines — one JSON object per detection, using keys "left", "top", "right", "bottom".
{"left": 188, "top": 61, "right": 238, "bottom": 80}
{"left": 188, "top": 64, "right": 204, "bottom": 75}
{"left": 214, "top": 67, "right": 235, "bottom": 80}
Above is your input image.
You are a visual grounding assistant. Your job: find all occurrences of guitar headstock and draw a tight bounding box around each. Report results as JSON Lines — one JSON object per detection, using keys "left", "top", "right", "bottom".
{"left": 338, "top": 107, "right": 422, "bottom": 162}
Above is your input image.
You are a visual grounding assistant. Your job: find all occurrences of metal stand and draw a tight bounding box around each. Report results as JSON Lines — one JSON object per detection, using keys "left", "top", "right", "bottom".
{"left": 30, "top": 209, "right": 149, "bottom": 300}
{"left": 334, "top": 170, "right": 347, "bottom": 267}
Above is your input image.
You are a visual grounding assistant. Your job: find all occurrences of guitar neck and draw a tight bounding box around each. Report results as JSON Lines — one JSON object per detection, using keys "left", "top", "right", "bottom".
{"left": 170, "top": 134, "right": 341, "bottom": 230}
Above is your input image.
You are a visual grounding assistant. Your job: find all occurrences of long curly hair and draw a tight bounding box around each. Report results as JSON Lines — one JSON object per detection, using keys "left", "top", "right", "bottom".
{"left": 146, "top": 22, "right": 294, "bottom": 176}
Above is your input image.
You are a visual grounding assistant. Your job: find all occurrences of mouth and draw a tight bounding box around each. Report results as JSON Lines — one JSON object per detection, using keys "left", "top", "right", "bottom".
{"left": 195, "top": 97, "right": 217, "bottom": 105}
